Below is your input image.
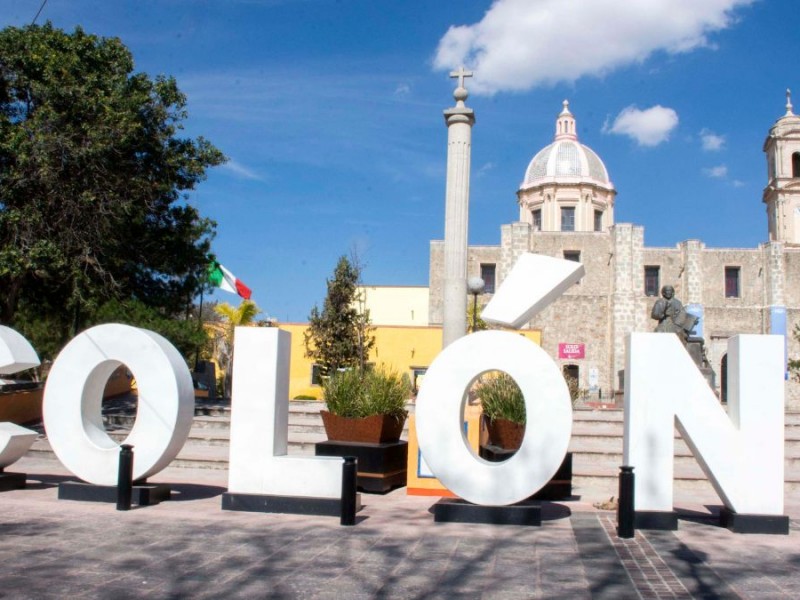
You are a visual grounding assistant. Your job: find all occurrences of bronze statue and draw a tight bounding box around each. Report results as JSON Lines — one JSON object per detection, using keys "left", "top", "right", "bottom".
{"left": 651, "top": 285, "right": 698, "bottom": 344}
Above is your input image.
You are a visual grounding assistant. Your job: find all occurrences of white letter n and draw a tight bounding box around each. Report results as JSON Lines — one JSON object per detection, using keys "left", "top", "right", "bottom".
{"left": 623, "top": 333, "right": 784, "bottom": 516}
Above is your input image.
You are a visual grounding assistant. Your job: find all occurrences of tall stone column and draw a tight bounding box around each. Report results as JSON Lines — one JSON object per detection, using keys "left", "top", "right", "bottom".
{"left": 442, "top": 67, "right": 475, "bottom": 348}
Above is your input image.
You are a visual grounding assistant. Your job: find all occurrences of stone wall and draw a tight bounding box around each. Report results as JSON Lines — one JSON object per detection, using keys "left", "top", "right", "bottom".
{"left": 428, "top": 224, "right": 800, "bottom": 407}
{"left": 524, "top": 230, "right": 614, "bottom": 392}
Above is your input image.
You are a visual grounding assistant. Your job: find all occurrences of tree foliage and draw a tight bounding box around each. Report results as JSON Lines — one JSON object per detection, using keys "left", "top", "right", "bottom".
{"left": 304, "top": 255, "right": 374, "bottom": 375}
{"left": 789, "top": 325, "right": 800, "bottom": 382}
{"left": 0, "top": 23, "right": 224, "bottom": 357}
{"left": 212, "top": 299, "right": 261, "bottom": 397}
{"left": 467, "top": 300, "right": 488, "bottom": 332}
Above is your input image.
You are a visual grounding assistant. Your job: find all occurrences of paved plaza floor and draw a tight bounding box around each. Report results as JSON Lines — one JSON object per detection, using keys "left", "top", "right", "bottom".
{"left": 2, "top": 456, "right": 799, "bottom": 599}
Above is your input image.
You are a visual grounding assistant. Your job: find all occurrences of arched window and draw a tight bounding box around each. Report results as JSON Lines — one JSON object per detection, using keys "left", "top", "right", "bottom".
{"left": 792, "top": 152, "right": 800, "bottom": 178}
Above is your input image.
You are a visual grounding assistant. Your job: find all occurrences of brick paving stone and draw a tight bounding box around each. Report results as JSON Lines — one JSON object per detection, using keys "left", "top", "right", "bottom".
{"left": 3, "top": 458, "right": 800, "bottom": 598}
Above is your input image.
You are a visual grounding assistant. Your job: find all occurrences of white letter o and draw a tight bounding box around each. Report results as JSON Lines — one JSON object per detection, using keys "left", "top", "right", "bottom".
{"left": 43, "top": 324, "right": 194, "bottom": 486}
{"left": 416, "top": 330, "right": 572, "bottom": 506}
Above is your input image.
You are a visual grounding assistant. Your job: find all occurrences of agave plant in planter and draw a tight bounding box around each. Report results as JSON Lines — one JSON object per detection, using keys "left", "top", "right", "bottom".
{"left": 477, "top": 372, "right": 574, "bottom": 500}
{"left": 321, "top": 366, "right": 410, "bottom": 444}
{"left": 476, "top": 372, "right": 526, "bottom": 451}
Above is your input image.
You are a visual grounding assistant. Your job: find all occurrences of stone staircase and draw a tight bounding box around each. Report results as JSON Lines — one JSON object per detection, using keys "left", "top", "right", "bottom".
{"left": 570, "top": 410, "right": 800, "bottom": 495}
{"left": 25, "top": 399, "right": 330, "bottom": 470}
{"left": 24, "top": 399, "right": 800, "bottom": 496}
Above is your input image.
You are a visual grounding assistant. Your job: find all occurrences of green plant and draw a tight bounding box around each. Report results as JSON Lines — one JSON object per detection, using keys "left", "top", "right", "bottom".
{"left": 322, "top": 368, "right": 364, "bottom": 418}
{"left": 0, "top": 23, "right": 224, "bottom": 336}
{"left": 304, "top": 255, "right": 375, "bottom": 375}
{"left": 364, "top": 369, "right": 411, "bottom": 419}
{"left": 564, "top": 374, "right": 585, "bottom": 406}
{"left": 212, "top": 299, "right": 261, "bottom": 398}
{"left": 476, "top": 372, "right": 526, "bottom": 425}
{"left": 323, "top": 366, "right": 410, "bottom": 419}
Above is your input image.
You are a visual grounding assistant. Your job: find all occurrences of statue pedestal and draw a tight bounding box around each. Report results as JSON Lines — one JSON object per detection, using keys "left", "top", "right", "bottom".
{"left": 687, "top": 340, "right": 716, "bottom": 390}
{"left": 686, "top": 340, "right": 704, "bottom": 365}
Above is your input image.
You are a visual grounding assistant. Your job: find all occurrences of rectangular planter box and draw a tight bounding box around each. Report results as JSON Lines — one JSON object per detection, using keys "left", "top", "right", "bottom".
{"left": 315, "top": 440, "right": 408, "bottom": 494}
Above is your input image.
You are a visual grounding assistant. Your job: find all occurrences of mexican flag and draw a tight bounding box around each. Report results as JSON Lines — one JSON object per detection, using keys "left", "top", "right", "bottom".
{"left": 208, "top": 261, "right": 252, "bottom": 299}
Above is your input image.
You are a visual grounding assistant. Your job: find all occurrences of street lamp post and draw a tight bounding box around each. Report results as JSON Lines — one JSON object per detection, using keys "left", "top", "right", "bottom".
{"left": 467, "top": 276, "right": 485, "bottom": 333}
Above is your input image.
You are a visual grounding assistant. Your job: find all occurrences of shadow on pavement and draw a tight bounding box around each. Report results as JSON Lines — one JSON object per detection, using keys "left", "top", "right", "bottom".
{"left": 167, "top": 483, "right": 226, "bottom": 502}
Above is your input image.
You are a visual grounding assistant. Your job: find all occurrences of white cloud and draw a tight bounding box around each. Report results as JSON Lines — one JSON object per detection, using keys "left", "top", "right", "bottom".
{"left": 603, "top": 105, "right": 679, "bottom": 146}
{"left": 703, "top": 164, "right": 729, "bottom": 178}
{"left": 433, "top": 0, "right": 755, "bottom": 94}
{"left": 394, "top": 83, "right": 411, "bottom": 96}
{"left": 476, "top": 161, "right": 495, "bottom": 176}
{"left": 700, "top": 128, "right": 726, "bottom": 151}
{"left": 221, "top": 159, "right": 264, "bottom": 181}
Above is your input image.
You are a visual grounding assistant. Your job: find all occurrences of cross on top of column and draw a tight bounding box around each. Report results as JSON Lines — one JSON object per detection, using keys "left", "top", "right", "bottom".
{"left": 450, "top": 66, "right": 473, "bottom": 90}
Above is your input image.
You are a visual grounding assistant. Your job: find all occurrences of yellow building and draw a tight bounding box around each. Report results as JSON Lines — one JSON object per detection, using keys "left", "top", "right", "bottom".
{"left": 279, "top": 322, "right": 440, "bottom": 400}
{"left": 280, "top": 320, "right": 541, "bottom": 401}
{"left": 358, "top": 285, "right": 429, "bottom": 327}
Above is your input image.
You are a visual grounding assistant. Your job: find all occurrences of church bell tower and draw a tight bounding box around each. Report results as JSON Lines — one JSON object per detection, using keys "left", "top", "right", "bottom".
{"left": 763, "top": 89, "right": 800, "bottom": 244}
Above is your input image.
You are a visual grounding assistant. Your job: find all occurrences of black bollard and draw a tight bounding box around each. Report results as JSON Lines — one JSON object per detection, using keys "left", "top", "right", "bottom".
{"left": 617, "top": 465, "right": 635, "bottom": 538}
{"left": 340, "top": 456, "right": 357, "bottom": 526}
{"left": 117, "top": 444, "right": 134, "bottom": 511}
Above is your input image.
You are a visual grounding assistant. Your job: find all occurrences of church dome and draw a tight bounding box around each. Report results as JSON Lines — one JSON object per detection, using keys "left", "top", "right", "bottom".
{"left": 520, "top": 101, "right": 612, "bottom": 190}
{"left": 516, "top": 101, "right": 616, "bottom": 233}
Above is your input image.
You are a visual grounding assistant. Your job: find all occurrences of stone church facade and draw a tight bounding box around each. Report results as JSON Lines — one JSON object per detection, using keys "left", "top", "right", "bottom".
{"left": 429, "top": 98, "right": 800, "bottom": 407}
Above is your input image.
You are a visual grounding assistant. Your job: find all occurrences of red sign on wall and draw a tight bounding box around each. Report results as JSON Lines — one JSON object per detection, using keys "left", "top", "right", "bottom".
{"left": 558, "top": 343, "right": 585, "bottom": 359}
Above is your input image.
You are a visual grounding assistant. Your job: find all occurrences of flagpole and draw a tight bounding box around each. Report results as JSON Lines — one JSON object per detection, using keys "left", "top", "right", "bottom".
{"left": 194, "top": 287, "right": 204, "bottom": 372}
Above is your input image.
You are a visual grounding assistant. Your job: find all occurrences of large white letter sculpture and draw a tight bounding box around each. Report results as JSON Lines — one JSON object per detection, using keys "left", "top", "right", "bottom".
{"left": 624, "top": 332, "right": 785, "bottom": 516}
{"left": 227, "top": 327, "right": 342, "bottom": 498}
{"left": 43, "top": 324, "right": 194, "bottom": 486}
{"left": 416, "top": 253, "right": 583, "bottom": 505}
{"left": 0, "top": 326, "right": 40, "bottom": 469}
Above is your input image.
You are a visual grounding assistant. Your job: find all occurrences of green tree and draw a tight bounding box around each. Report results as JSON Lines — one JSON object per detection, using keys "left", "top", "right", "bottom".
{"left": 0, "top": 23, "right": 224, "bottom": 356}
{"left": 304, "top": 255, "right": 375, "bottom": 375}
{"left": 467, "top": 300, "right": 488, "bottom": 332}
{"left": 92, "top": 298, "right": 207, "bottom": 358}
{"left": 789, "top": 325, "right": 800, "bottom": 382}
{"left": 213, "top": 299, "right": 261, "bottom": 397}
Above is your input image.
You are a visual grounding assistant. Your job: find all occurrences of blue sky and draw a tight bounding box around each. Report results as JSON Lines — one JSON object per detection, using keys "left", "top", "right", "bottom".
{"left": 3, "top": 0, "right": 797, "bottom": 322}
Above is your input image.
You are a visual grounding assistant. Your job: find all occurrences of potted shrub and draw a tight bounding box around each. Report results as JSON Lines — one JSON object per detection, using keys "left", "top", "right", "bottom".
{"left": 320, "top": 366, "right": 410, "bottom": 444}
{"left": 477, "top": 372, "right": 573, "bottom": 499}
{"left": 476, "top": 372, "right": 525, "bottom": 450}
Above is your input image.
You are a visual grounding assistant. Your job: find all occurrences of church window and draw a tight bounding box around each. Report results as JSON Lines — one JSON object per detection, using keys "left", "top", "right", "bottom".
{"left": 725, "top": 267, "right": 740, "bottom": 298}
{"left": 793, "top": 152, "right": 800, "bottom": 178}
{"left": 644, "top": 266, "right": 660, "bottom": 297}
{"left": 564, "top": 251, "right": 580, "bottom": 284}
{"left": 532, "top": 209, "right": 542, "bottom": 231}
{"left": 561, "top": 207, "right": 575, "bottom": 232}
{"left": 480, "top": 263, "right": 496, "bottom": 294}
{"left": 594, "top": 210, "right": 603, "bottom": 232}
